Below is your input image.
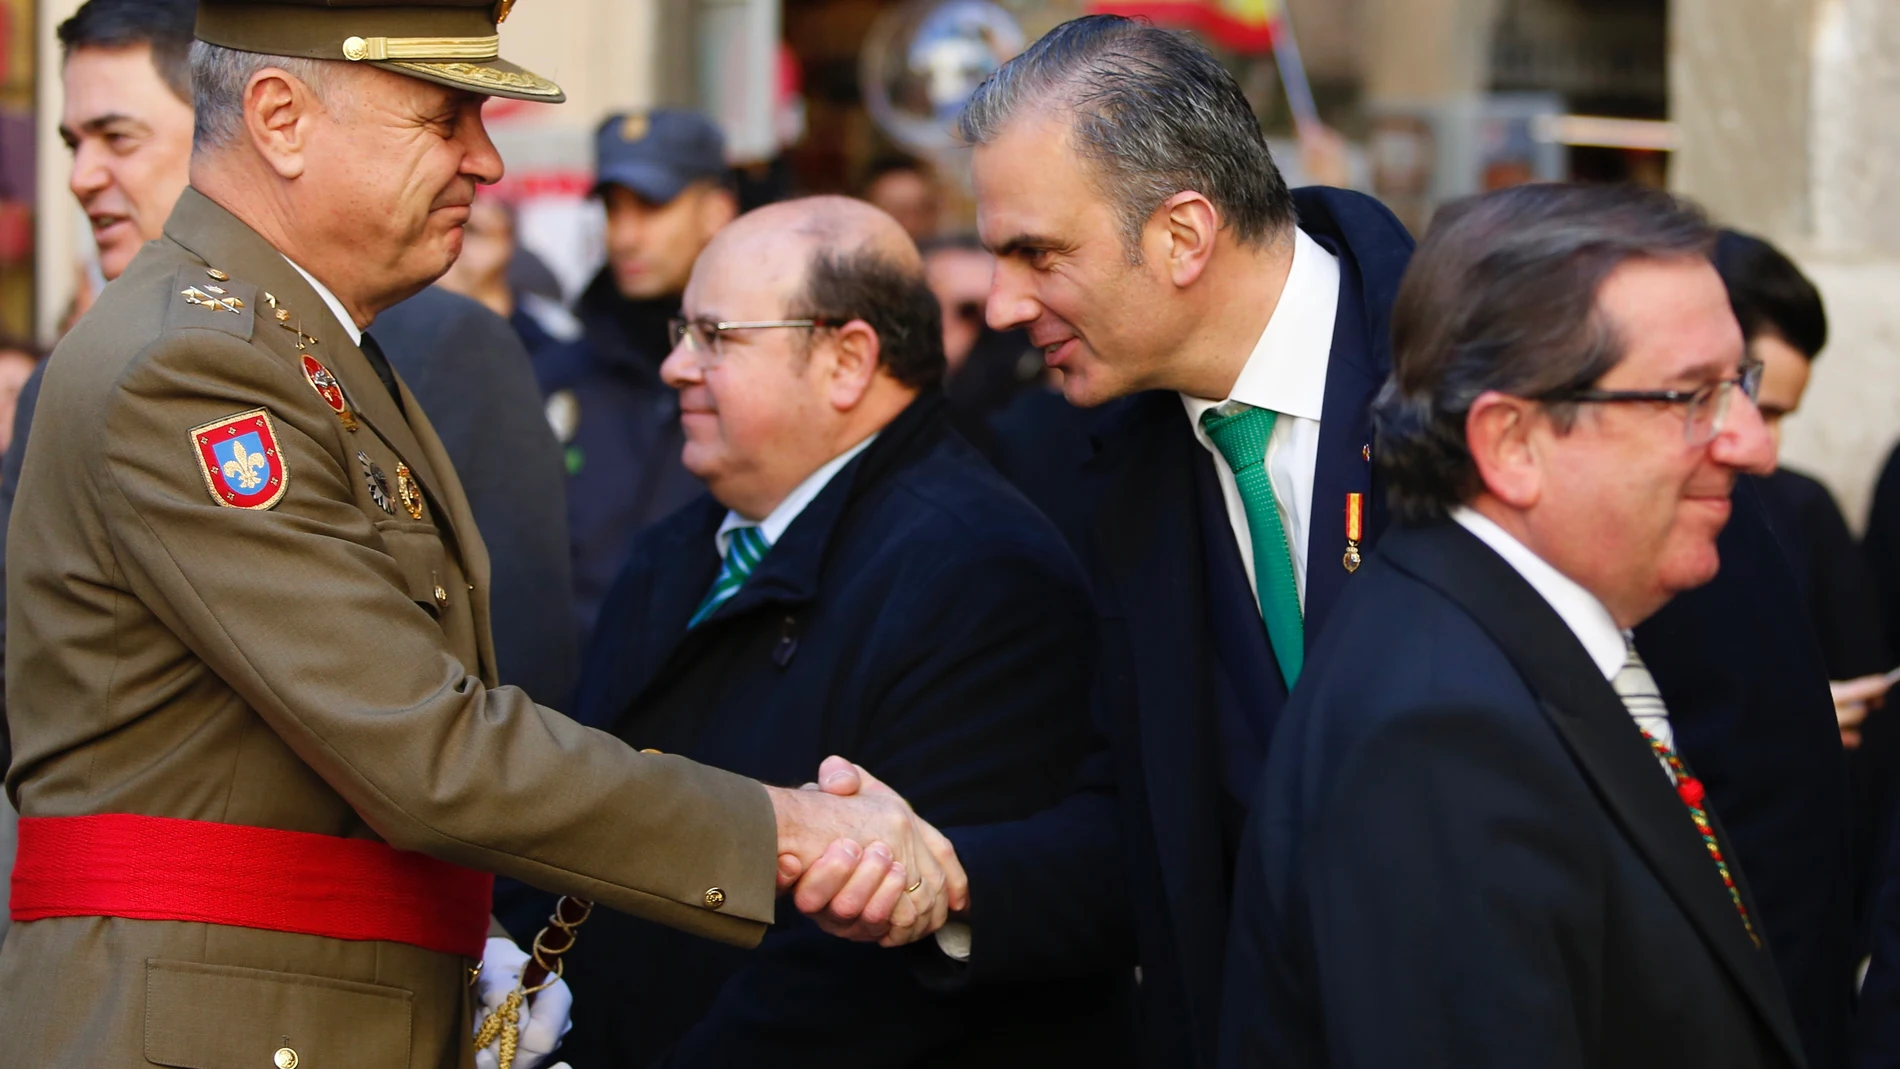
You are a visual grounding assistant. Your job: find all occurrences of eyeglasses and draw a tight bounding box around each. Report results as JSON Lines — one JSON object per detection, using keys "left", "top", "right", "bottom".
{"left": 667, "top": 317, "right": 840, "bottom": 365}
{"left": 1543, "top": 361, "right": 1764, "bottom": 445}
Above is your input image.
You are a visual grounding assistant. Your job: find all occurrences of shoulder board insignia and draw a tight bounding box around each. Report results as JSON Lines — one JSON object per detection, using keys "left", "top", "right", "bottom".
{"left": 191, "top": 409, "right": 290, "bottom": 510}
{"left": 165, "top": 266, "right": 257, "bottom": 341}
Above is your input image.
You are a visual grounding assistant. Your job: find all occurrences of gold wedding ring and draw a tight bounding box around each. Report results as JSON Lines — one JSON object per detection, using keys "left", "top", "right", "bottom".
{"left": 905, "top": 878, "right": 925, "bottom": 894}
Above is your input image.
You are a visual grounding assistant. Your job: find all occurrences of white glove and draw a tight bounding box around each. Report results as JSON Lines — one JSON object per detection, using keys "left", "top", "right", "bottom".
{"left": 473, "top": 936, "right": 574, "bottom": 1069}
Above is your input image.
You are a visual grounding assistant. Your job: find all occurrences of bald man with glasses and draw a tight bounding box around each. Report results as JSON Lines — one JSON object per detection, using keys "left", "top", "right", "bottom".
{"left": 548, "top": 195, "right": 1133, "bottom": 1066}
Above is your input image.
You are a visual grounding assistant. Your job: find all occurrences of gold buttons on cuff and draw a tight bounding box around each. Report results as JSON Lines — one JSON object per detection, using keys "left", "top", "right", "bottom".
{"left": 274, "top": 1048, "right": 299, "bottom": 1069}
{"left": 703, "top": 887, "right": 727, "bottom": 910}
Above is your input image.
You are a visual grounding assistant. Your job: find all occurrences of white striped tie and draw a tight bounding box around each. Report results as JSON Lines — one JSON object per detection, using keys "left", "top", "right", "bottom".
{"left": 1613, "top": 642, "right": 1677, "bottom": 770}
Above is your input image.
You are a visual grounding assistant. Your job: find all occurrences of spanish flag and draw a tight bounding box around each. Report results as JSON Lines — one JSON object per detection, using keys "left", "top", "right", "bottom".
{"left": 1087, "top": 0, "right": 1281, "bottom": 52}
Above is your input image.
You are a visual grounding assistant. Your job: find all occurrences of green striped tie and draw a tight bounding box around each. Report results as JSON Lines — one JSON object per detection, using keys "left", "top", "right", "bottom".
{"left": 1201, "top": 405, "right": 1304, "bottom": 688}
{"left": 689, "top": 525, "right": 771, "bottom": 628}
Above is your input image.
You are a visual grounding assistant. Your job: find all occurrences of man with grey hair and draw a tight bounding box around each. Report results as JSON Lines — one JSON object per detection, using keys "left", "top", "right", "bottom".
{"left": 803, "top": 15, "right": 1416, "bottom": 1068}
{"left": 0, "top": 2, "right": 961, "bottom": 1066}
{"left": 805, "top": 14, "right": 1852, "bottom": 1069}
{"left": 1221, "top": 182, "right": 1798, "bottom": 1068}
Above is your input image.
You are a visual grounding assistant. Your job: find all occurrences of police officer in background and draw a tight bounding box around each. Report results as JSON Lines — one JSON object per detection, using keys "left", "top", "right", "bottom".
{"left": 535, "top": 109, "right": 739, "bottom": 645}
{"left": 0, "top": 2, "right": 962, "bottom": 1065}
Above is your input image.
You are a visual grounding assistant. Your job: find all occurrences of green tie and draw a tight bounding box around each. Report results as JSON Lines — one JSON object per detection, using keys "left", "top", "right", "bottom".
{"left": 1201, "top": 405, "right": 1304, "bottom": 688}
{"left": 689, "top": 525, "right": 770, "bottom": 628}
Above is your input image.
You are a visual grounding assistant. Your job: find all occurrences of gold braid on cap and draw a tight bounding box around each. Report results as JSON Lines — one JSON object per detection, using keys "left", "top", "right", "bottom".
{"left": 472, "top": 896, "right": 593, "bottom": 1069}
{"left": 341, "top": 34, "right": 500, "bottom": 62}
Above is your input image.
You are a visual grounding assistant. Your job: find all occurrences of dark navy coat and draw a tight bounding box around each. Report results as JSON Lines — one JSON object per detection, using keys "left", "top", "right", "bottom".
{"left": 558, "top": 393, "right": 1137, "bottom": 1068}
{"left": 531, "top": 269, "right": 704, "bottom": 645}
{"left": 1221, "top": 521, "right": 1806, "bottom": 1069}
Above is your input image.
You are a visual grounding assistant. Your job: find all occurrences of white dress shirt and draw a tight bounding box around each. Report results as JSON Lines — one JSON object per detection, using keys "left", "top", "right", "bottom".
{"left": 284, "top": 257, "right": 363, "bottom": 345}
{"left": 1451, "top": 506, "right": 1675, "bottom": 751}
{"left": 1180, "top": 227, "right": 1340, "bottom": 611}
{"left": 714, "top": 433, "right": 878, "bottom": 556}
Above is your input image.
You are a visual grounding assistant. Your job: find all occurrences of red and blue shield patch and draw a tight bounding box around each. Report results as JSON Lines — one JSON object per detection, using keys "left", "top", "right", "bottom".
{"left": 190, "top": 408, "right": 290, "bottom": 510}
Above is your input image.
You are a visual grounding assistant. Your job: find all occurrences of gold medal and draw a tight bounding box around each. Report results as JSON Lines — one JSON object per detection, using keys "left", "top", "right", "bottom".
{"left": 396, "top": 462, "right": 424, "bottom": 520}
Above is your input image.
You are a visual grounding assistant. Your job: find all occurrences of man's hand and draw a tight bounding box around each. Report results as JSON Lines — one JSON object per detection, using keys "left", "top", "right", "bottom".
{"left": 1832, "top": 673, "right": 1893, "bottom": 749}
{"left": 769, "top": 756, "right": 967, "bottom": 947}
{"left": 473, "top": 937, "right": 572, "bottom": 1069}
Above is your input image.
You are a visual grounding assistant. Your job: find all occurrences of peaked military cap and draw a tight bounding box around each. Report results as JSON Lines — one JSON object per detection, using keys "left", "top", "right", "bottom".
{"left": 195, "top": 0, "right": 564, "bottom": 103}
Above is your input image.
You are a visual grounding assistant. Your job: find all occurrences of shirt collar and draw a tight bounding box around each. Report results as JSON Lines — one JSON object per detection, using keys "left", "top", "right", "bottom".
{"left": 1180, "top": 226, "right": 1340, "bottom": 425}
{"left": 715, "top": 432, "right": 879, "bottom": 557}
{"left": 283, "top": 256, "right": 363, "bottom": 346}
{"left": 1451, "top": 506, "right": 1629, "bottom": 681}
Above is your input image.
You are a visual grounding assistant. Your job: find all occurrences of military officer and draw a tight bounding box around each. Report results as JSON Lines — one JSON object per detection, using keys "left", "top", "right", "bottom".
{"left": 0, "top": 3, "right": 961, "bottom": 1067}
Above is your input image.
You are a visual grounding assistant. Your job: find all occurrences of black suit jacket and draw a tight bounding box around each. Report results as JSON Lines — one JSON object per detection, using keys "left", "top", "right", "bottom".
{"left": 930, "top": 187, "right": 1415, "bottom": 1069}
{"left": 558, "top": 394, "right": 1137, "bottom": 1068}
{"left": 371, "top": 287, "right": 579, "bottom": 706}
{"left": 1221, "top": 521, "right": 1806, "bottom": 1069}
{"left": 1753, "top": 468, "right": 1888, "bottom": 680}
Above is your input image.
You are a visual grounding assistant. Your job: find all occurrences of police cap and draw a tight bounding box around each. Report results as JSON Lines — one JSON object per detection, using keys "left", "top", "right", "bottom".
{"left": 195, "top": 0, "right": 564, "bottom": 103}
{"left": 593, "top": 109, "right": 728, "bottom": 205}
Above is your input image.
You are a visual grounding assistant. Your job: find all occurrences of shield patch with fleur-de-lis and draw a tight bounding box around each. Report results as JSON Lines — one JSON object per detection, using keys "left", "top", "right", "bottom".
{"left": 191, "top": 409, "right": 290, "bottom": 510}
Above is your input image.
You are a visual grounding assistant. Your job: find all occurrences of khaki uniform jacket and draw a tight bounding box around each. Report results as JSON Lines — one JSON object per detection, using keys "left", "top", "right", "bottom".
{"left": 0, "top": 188, "right": 776, "bottom": 1069}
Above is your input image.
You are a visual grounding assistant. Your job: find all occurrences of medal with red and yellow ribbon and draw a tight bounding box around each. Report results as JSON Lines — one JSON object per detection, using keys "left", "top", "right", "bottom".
{"left": 1343, "top": 492, "right": 1365, "bottom": 573}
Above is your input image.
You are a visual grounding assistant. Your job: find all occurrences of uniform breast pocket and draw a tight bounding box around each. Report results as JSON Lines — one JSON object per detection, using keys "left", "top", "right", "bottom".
{"left": 377, "top": 519, "right": 451, "bottom": 621}
{"left": 144, "top": 958, "right": 413, "bottom": 1069}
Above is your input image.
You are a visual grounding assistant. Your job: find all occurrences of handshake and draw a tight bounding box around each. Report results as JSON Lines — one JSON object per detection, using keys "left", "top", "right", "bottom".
{"left": 768, "top": 756, "right": 966, "bottom": 947}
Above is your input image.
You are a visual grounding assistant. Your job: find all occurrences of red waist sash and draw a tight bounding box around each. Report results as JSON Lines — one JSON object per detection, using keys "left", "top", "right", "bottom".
{"left": 11, "top": 813, "right": 492, "bottom": 958}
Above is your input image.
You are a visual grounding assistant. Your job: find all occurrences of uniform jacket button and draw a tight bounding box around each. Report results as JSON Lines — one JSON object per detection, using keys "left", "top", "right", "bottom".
{"left": 703, "top": 887, "right": 726, "bottom": 910}
{"left": 274, "top": 1048, "right": 299, "bottom": 1069}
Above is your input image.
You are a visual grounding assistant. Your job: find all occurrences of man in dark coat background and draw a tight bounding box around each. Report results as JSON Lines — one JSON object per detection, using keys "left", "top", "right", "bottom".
{"left": 1222, "top": 182, "right": 1800, "bottom": 1069}
{"left": 555, "top": 196, "right": 1133, "bottom": 1067}
{"left": 369, "top": 288, "right": 578, "bottom": 707}
{"left": 802, "top": 17, "right": 1849, "bottom": 1069}
{"left": 532, "top": 109, "right": 738, "bottom": 645}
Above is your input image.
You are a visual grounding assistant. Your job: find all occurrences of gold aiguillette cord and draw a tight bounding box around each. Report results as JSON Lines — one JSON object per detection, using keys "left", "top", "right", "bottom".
{"left": 473, "top": 896, "right": 593, "bottom": 1069}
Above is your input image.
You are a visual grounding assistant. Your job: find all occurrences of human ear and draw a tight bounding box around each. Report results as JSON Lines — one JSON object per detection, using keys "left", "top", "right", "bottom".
{"left": 826, "top": 320, "right": 881, "bottom": 411}
{"left": 245, "top": 70, "right": 324, "bottom": 180}
{"left": 1152, "top": 191, "right": 1219, "bottom": 289}
{"left": 1465, "top": 391, "right": 1544, "bottom": 509}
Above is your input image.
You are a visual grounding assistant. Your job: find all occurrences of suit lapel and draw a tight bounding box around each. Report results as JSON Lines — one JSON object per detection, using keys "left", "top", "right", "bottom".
{"left": 1300, "top": 230, "right": 1381, "bottom": 641}
{"left": 1091, "top": 395, "right": 1229, "bottom": 1029}
{"left": 1384, "top": 523, "right": 1806, "bottom": 1066}
{"left": 602, "top": 501, "right": 725, "bottom": 731}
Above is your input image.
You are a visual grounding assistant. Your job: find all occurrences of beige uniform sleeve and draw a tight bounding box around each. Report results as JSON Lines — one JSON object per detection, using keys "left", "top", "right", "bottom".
{"left": 95, "top": 327, "right": 776, "bottom": 947}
